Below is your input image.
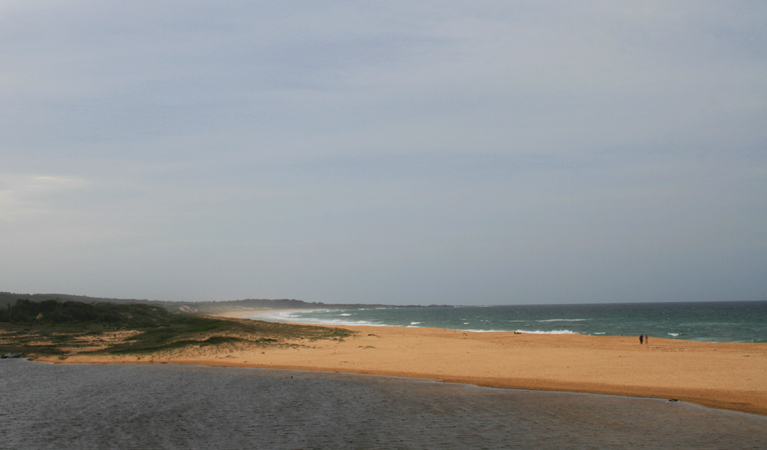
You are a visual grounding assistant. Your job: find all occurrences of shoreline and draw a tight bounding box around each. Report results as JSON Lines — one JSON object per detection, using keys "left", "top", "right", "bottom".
{"left": 207, "top": 308, "right": 315, "bottom": 319}
{"left": 35, "top": 308, "right": 767, "bottom": 416}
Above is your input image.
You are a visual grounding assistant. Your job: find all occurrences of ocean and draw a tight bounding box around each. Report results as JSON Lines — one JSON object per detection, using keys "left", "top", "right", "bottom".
{"left": 252, "top": 300, "right": 767, "bottom": 343}
{"left": 2, "top": 359, "right": 766, "bottom": 449}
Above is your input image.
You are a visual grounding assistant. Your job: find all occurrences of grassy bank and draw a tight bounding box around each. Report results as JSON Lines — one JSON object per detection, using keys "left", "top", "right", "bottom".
{"left": 0, "top": 299, "right": 353, "bottom": 357}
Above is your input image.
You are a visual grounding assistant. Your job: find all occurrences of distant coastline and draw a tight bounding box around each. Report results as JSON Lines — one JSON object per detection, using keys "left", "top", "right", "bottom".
{"left": 0, "top": 291, "right": 421, "bottom": 315}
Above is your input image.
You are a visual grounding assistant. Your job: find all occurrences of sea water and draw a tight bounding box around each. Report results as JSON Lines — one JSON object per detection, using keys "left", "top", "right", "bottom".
{"left": 253, "top": 301, "right": 767, "bottom": 343}
{"left": 1, "top": 358, "right": 766, "bottom": 450}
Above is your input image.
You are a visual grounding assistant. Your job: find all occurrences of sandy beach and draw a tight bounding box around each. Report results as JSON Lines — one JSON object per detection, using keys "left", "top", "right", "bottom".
{"left": 38, "top": 308, "right": 767, "bottom": 416}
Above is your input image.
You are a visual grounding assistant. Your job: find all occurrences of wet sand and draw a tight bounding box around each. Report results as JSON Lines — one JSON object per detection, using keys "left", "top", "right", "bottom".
{"left": 39, "top": 308, "right": 767, "bottom": 416}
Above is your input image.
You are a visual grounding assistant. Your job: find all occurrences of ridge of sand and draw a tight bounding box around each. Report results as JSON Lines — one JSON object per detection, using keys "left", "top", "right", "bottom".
{"left": 36, "top": 310, "right": 767, "bottom": 416}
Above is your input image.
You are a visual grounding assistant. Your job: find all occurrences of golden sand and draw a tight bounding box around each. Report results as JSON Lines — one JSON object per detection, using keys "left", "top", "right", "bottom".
{"left": 38, "top": 309, "right": 767, "bottom": 416}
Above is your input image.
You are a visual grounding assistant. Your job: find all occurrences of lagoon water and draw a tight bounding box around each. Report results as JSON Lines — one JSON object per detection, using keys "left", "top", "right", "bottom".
{"left": 256, "top": 301, "right": 767, "bottom": 343}
{"left": 2, "top": 359, "right": 766, "bottom": 449}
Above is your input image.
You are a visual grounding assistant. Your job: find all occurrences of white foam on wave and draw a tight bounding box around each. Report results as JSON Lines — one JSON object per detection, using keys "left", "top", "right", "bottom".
{"left": 668, "top": 332, "right": 680, "bottom": 337}
{"left": 245, "top": 310, "right": 384, "bottom": 327}
{"left": 245, "top": 310, "right": 309, "bottom": 322}
{"left": 246, "top": 311, "right": 575, "bottom": 334}
{"left": 285, "top": 317, "right": 385, "bottom": 327}
{"left": 536, "top": 319, "right": 588, "bottom": 323}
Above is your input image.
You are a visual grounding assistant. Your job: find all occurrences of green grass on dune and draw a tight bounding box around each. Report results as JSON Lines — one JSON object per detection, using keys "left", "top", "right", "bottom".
{"left": 0, "top": 299, "right": 353, "bottom": 356}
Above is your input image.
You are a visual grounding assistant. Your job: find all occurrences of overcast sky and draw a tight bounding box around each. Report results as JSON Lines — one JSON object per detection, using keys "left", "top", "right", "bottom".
{"left": 1, "top": 1, "right": 765, "bottom": 305}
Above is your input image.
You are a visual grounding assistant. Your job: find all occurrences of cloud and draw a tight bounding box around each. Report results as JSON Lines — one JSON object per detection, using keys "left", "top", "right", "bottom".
{"left": 0, "top": 1, "right": 765, "bottom": 303}
{"left": 0, "top": 174, "right": 90, "bottom": 220}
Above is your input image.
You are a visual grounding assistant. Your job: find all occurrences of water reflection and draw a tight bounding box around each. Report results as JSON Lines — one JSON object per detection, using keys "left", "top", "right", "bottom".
{"left": 1, "top": 359, "right": 765, "bottom": 449}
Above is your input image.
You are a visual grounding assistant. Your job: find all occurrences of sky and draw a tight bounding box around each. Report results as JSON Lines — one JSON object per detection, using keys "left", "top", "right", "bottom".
{"left": 1, "top": 1, "right": 766, "bottom": 305}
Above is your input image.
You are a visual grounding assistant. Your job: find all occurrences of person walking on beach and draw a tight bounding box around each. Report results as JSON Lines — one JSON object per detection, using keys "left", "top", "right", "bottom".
{"left": 639, "top": 334, "right": 644, "bottom": 344}
{"left": 645, "top": 335, "right": 649, "bottom": 345}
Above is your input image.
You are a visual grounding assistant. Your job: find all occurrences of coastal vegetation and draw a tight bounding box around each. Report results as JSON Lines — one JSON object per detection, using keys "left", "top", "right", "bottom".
{"left": 0, "top": 291, "right": 403, "bottom": 315}
{"left": 0, "top": 299, "right": 352, "bottom": 357}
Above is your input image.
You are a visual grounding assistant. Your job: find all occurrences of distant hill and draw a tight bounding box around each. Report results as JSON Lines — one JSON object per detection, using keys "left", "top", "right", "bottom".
{"left": 0, "top": 292, "right": 402, "bottom": 314}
